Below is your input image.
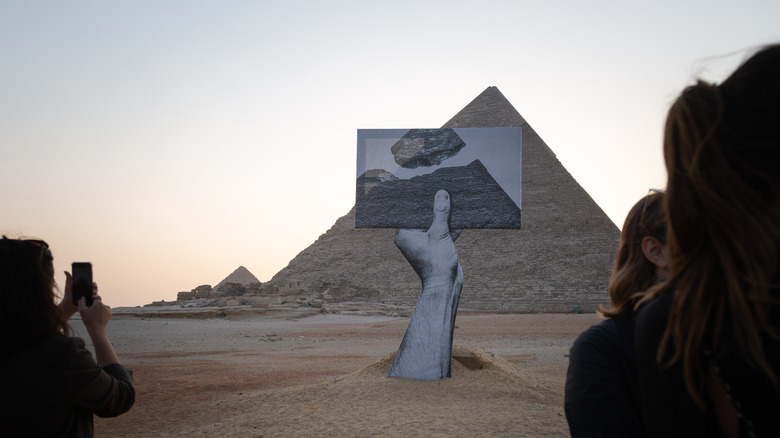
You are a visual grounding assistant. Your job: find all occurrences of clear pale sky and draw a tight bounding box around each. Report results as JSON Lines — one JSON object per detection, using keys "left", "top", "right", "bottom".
{"left": 2, "top": 1, "right": 779, "bottom": 307}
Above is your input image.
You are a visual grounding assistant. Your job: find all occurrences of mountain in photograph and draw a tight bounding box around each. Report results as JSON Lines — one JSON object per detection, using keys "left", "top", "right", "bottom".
{"left": 356, "top": 159, "right": 521, "bottom": 229}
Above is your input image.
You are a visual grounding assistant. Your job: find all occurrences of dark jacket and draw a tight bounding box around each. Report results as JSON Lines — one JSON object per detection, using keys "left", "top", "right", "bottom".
{"left": 565, "top": 313, "right": 648, "bottom": 438}
{"left": 0, "top": 336, "right": 135, "bottom": 437}
{"left": 635, "top": 293, "right": 780, "bottom": 437}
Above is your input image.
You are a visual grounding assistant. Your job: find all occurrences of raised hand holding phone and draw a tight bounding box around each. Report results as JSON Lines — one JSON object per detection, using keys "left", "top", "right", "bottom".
{"left": 71, "top": 262, "right": 94, "bottom": 307}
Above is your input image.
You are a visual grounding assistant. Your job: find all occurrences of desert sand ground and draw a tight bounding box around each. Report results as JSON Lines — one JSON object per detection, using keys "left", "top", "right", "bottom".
{"left": 69, "top": 306, "right": 602, "bottom": 437}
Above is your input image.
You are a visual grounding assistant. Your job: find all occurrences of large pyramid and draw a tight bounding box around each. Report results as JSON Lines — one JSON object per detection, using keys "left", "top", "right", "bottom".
{"left": 259, "top": 86, "right": 619, "bottom": 312}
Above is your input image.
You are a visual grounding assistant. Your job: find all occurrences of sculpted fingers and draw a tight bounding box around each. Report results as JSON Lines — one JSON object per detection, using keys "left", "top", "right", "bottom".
{"left": 432, "top": 190, "right": 451, "bottom": 219}
{"left": 429, "top": 190, "right": 452, "bottom": 240}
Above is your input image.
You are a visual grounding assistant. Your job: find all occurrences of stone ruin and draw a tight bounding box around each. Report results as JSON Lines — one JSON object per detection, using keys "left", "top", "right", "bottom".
{"left": 171, "top": 266, "right": 268, "bottom": 308}
{"left": 172, "top": 283, "right": 260, "bottom": 308}
{"left": 165, "top": 273, "right": 390, "bottom": 311}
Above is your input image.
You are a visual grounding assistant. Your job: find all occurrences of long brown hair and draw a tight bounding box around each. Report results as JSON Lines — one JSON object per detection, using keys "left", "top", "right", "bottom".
{"left": 0, "top": 236, "right": 70, "bottom": 355}
{"left": 601, "top": 191, "right": 666, "bottom": 318}
{"left": 652, "top": 44, "right": 780, "bottom": 406}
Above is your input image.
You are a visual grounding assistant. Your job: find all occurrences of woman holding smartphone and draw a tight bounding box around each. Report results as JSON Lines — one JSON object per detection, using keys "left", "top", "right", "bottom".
{"left": 0, "top": 236, "right": 135, "bottom": 437}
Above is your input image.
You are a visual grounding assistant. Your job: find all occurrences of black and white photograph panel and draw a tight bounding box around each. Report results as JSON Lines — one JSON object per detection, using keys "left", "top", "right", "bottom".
{"left": 356, "top": 127, "right": 522, "bottom": 229}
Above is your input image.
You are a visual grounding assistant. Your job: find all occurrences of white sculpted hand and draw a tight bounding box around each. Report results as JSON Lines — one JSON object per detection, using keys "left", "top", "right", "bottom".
{"left": 394, "top": 190, "right": 459, "bottom": 288}
{"left": 389, "top": 189, "right": 463, "bottom": 380}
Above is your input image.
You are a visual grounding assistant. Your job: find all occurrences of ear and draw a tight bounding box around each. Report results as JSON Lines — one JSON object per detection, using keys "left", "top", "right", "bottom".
{"left": 641, "top": 236, "right": 668, "bottom": 270}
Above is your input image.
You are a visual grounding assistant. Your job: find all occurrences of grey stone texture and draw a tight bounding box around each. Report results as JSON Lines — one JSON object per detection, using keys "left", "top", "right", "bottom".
{"left": 391, "top": 128, "right": 466, "bottom": 168}
{"left": 257, "top": 86, "right": 619, "bottom": 312}
{"left": 356, "top": 160, "right": 522, "bottom": 229}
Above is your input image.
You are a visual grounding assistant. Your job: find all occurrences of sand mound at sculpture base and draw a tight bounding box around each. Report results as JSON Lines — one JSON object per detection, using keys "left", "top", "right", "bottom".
{"left": 350, "top": 343, "right": 546, "bottom": 379}
{"left": 167, "top": 344, "right": 567, "bottom": 437}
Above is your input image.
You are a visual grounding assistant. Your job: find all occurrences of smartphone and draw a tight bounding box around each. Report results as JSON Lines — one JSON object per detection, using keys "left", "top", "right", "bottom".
{"left": 72, "top": 262, "right": 94, "bottom": 306}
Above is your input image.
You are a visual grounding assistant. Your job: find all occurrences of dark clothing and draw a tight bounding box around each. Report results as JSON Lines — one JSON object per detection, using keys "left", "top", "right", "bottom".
{"left": 0, "top": 336, "right": 135, "bottom": 437}
{"left": 635, "top": 294, "right": 780, "bottom": 437}
{"left": 565, "top": 314, "right": 648, "bottom": 438}
{"left": 634, "top": 295, "right": 717, "bottom": 437}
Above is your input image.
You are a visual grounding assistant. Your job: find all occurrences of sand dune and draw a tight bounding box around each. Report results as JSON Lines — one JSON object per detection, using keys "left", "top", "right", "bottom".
{"left": 69, "top": 308, "right": 599, "bottom": 437}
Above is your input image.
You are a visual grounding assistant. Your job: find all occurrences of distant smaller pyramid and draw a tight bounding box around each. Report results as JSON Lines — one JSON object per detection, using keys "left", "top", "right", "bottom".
{"left": 214, "top": 266, "right": 260, "bottom": 292}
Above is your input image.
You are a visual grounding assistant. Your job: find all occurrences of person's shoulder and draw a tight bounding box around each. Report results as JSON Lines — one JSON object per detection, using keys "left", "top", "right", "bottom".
{"left": 635, "top": 294, "right": 672, "bottom": 331}
{"left": 46, "top": 336, "right": 88, "bottom": 354}
{"left": 49, "top": 336, "right": 98, "bottom": 371}
{"left": 2, "top": 336, "right": 84, "bottom": 374}
{"left": 586, "top": 316, "right": 621, "bottom": 336}
{"left": 23, "top": 336, "right": 82, "bottom": 356}
{"left": 634, "top": 294, "right": 673, "bottom": 355}
{"left": 571, "top": 317, "right": 620, "bottom": 354}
